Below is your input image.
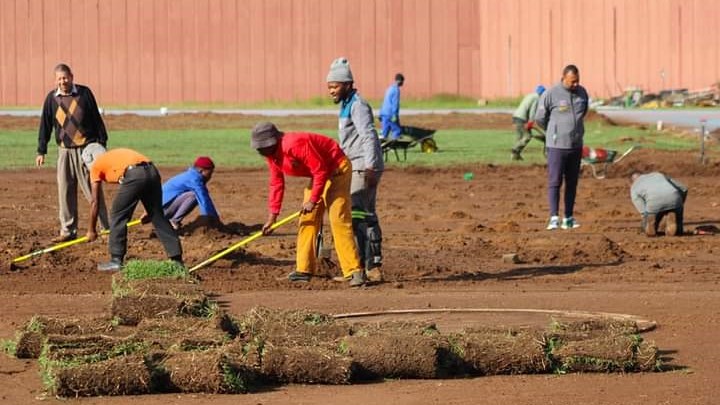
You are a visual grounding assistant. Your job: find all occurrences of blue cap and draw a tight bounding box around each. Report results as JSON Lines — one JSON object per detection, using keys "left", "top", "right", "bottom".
{"left": 536, "top": 85, "right": 546, "bottom": 95}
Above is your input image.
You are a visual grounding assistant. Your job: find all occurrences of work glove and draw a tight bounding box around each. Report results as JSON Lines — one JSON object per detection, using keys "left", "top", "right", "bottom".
{"left": 525, "top": 121, "right": 534, "bottom": 130}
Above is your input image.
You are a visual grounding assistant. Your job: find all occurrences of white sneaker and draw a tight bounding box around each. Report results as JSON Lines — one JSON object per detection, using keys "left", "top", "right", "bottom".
{"left": 561, "top": 217, "right": 580, "bottom": 229}
{"left": 546, "top": 216, "right": 560, "bottom": 230}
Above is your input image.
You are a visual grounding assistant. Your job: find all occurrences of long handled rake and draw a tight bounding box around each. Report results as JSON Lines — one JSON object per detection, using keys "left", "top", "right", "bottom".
{"left": 189, "top": 211, "right": 300, "bottom": 273}
{"left": 10, "top": 219, "right": 142, "bottom": 270}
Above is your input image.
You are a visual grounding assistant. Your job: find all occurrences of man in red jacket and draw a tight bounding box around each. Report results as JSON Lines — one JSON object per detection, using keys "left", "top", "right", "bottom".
{"left": 251, "top": 122, "right": 366, "bottom": 287}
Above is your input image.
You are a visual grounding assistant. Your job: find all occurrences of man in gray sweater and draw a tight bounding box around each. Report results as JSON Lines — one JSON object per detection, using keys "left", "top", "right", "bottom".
{"left": 326, "top": 57, "right": 385, "bottom": 283}
{"left": 630, "top": 172, "right": 688, "bottom": 236}
{"left": 534, "top": 65, "right": 589, "bottom": 230}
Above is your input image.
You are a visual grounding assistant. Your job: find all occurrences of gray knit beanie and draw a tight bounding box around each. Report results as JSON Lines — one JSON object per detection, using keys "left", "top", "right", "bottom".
{"left": 251, "top": 122, "right": 281, "bottom": 149}
{"left": 326, "top": 57, "right": 354, "bottom": 83}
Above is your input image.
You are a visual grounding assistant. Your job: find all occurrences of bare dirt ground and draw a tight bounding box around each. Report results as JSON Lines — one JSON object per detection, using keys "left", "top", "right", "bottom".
{"left": 1, "top": 113, "right": 720, "bottom": 404}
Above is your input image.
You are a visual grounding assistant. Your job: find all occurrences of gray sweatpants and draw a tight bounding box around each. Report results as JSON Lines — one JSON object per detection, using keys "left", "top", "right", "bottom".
{"left": 57, "top": 147, "right": 109, "bottom": 236}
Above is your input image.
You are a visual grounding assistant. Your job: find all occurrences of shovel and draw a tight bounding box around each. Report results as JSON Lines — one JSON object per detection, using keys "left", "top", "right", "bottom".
{"left": 10, "top": 219, "right": 142, "bottom": 270}
{"left": 189, "top": 211, "right": 300, "bottom": 273}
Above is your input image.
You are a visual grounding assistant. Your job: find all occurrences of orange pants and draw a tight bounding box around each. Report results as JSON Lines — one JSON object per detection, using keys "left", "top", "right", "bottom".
{"left": 297, "top": 159, "right": 361, "bottom": 277}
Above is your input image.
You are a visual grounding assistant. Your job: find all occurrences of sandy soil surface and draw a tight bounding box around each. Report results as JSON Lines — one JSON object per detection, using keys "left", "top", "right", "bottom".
{"left": 1, "top": 114, "right": 719, "bottom": 404}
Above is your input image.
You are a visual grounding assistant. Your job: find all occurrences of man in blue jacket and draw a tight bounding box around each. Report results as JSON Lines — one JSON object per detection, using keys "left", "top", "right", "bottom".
{"left": 379, "top": 73, "right": 405, "bottom": 140}
{"left": 158, "top": 156, "right": 220, "bottom": 230}
{"left": 534, "top": 65, "right": 589, "bottom": 231}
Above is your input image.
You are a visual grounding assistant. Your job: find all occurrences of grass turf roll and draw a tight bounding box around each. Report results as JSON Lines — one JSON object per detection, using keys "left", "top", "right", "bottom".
{"left": 342, "top": 334, "right": 440, "bottom": 380}
{"left": 448, "top": 329, "right": 548, "bottom": 375}
{"left": 260, "top": 344, "right": 352, "bottom": 384}
{"left": 52, "top": 354, "right": 151, "bottom": 397}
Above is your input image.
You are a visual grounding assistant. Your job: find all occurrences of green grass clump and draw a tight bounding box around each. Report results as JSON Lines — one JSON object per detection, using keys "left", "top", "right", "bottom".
{"left": 25, "top": 316, "right": 45, "bottom": 333}
{"left": 122, "top": 259, "right": 189, "bottom": 281}
{"left": 1, "top": 338, "right": 17, "bottom": 356}
{"left": 222, "top": 363, "right": 252, "bottom": 394}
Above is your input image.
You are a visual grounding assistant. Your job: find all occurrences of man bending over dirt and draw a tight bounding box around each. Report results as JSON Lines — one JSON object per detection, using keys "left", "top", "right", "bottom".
{"left": 251, "top": 122, "right": 367, "bottom": 287}
{"left": 81, "top": 144, "right": 183, "bottom": 271}
{"left": 156, "top": 156, "right": 221, "bottom": 230}
{"left": 630, "top": 172, "right": 688, "bottom": 237}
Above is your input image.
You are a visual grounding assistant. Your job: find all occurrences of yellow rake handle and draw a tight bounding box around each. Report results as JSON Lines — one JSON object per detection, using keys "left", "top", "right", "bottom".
{"left": 11, "top": 219, "right": 142, "bottom": 264}
{"left": 189, "top": 211, "right": 300, "bottom": 273}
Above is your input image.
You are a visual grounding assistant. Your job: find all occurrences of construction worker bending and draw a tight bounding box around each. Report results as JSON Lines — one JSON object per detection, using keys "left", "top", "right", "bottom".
{"left": 82, "top": 144, "right": 183, "bottom": 271}
{"left": 630, "top": 172, "right": 688, "bottom": 237}
{"left": 251, "top": 122, "right": 367, "bottom": 287}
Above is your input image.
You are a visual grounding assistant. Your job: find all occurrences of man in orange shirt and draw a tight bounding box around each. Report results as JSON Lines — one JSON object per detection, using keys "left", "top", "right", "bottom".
{"left": 251, "top": 122, "right": 366, "bottom": 287}
{"left": 82, "top": 144, "right": 183, "bottom": 271}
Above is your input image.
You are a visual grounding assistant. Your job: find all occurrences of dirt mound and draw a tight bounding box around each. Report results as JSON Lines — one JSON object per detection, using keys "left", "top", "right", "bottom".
{"left": 494, "top": 234, "right": 626, "bottom": 266}
{"left": 599, "top": 149, "right": 720, "bottom": 179}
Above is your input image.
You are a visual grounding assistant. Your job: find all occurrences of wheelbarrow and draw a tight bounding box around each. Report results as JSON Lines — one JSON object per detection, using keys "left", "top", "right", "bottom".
{"left": 581, "top": 145, "right": 639, "bottom": 179}
{"left": 380, "top": 125, "right": 438, "bottom": 162}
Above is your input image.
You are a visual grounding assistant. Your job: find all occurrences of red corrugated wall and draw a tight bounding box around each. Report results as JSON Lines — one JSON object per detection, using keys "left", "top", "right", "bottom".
{"left": 0, "top": 0, "right": 718, "bottom": 106}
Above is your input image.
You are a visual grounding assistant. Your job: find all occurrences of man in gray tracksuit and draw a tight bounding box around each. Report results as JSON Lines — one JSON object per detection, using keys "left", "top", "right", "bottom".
{"left": 631, "top": 172, "right": 687, "bottom": 236}
{"left": 535, "top": 64, "right": 589, "bottom": 231}
{"left": 326, "top": 57, "right": 385, "bottom": 283}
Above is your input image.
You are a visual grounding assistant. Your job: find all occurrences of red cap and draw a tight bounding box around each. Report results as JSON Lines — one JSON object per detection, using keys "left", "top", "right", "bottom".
{"left": 194, "top": 156, "right": 215, "bottom": 170}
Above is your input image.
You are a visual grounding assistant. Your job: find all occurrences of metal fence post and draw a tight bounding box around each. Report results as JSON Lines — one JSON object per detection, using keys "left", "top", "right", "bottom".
{"left": 699, "top": 119, "right": 706, "bottom": 164}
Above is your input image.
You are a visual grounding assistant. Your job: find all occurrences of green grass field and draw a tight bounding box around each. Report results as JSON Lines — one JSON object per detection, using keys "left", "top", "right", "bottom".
{"left": 0, "top": 120, "right": 700, "bottom": 170}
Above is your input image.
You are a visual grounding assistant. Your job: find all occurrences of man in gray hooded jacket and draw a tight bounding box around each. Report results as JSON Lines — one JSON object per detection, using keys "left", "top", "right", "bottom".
{"left": 326, "top": 57, "right": 385, "bottom": 283}
{"left": 630, "top": 172, "right": 687, "bottom": 236}
{"left": 535, "top": 64, "right": 589, "bottom": 230}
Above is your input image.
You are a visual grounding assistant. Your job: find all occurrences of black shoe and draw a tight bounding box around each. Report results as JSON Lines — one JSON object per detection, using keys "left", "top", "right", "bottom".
{"left": 170, "top": 256, "right": 185, "bottom": 267}
{"left": 98, "top": 257, "right": 123, "bottom": 272}
{"left": 288, "top": 271, "right": 311, "bottom": 282}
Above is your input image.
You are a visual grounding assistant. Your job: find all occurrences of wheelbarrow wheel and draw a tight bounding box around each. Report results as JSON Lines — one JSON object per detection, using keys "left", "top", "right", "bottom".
{"left": 421, "top": 138, "right": 438, "bottom": 153}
